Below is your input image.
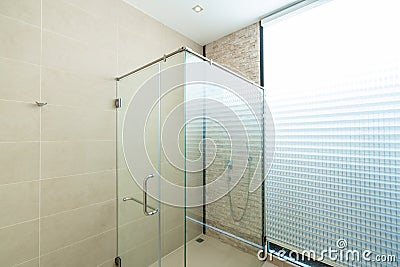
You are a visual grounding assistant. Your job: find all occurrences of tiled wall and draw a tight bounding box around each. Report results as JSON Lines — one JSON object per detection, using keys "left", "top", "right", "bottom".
{"left": 204, "top": 22, "right": 262, "bottom": 254}
{"left": 0, "top": 0, "right": 200, "bottom": 266}
{"left": 205, "top": 23, "right": 260, "bottom": 84}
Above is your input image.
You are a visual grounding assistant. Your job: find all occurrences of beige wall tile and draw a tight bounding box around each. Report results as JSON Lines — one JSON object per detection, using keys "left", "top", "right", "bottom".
{"left": 0, "top": 220, "right": 39, "bottom": 266}
{"left": 117, "top": 192, "right": 145, "bottom": 226}
{"left": 62, "top": 0, "right": 119, "bottom": 23}
{"left": 41, "top": 67, "right": 115, "bottom": 109}
{"left": 163, "top": 26, "right": 202, "bottom": 54}
{"left": 41, "top": 140, "right": 115, "bottom": 178}
{"left": 186, "top": 219, "right": 202, "bottom": 242}
{"left": 40, "top": 200, "right": 116, "bottom": 254}
{"left": 41, "top": 105, "right": 115, "bottom": 141}
{"left": 97, "top": 258, "right": 117, "bottom": 267}
{"left": 0, "top": 181, "right": 39, "bottom": 228}
{"left": 117, "top": 1, "right": 162, "bottom": 37}
{"left": 117, "top": 26, "right": 164, "bottom": 75}
{"left": 0, "top": 15, "right": 40, "bottom": 64}
{"left": 40, "top": 229, "right": 116, "bottom": 267}
{"left": 0, "top": 0, "right": 41, "bottom": 26}
{"left": 42, "top": 0, "right": 116, "bottom": 49}
{"left": 42, "top": 30, "right": 117, "bottom": 78}
{"left": 0, "top": 142, "right": 39, "bottom": 185}
{"left": 119, "top": 237, "right": 158, "bottom": 267}
{"left": 162, "top": 205, "right": 184, "bottom": 232}
{"left": 115, "top": 0, "right": 202, "bottom": 74}
{"left": 118, "top": 215, "right": 157, "bottom": 254}
{"left": 0, "top": 0, "right": 203, "bottom": 265}
{"left": 15, "top": 257, "right": 39, "bottom": 267}
{"left": 0, "top": 58, "right": 40, "bottom": 102}
{"left": 0, "top": 100, "right": 39, "bottom": 141}
{"left": 162, "top": 225, "right": 184, "bottom": 257}
{"left": 41, "top": 170, "right": 116, "bottom": 216}
{"left": 117, "top": 168, "right": 142, "bottom": 197}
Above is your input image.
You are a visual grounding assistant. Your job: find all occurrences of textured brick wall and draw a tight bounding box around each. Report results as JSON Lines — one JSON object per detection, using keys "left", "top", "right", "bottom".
{"left": 204, "top": 22, "right": 262, "bottom": 254}
{"left": 205, "top": 22, "right": 260, "bottom": 84}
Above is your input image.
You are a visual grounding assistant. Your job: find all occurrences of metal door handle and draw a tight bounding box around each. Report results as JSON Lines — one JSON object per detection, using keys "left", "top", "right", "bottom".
{"left": 143, "top": 174, "right": 159, "bottom": 216}
{"left": 122, "top": 197, "right": 157, "bottom": 211}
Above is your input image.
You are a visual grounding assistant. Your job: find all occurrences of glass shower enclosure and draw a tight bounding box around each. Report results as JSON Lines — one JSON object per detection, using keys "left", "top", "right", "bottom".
{"left": 116, "top": 47, "right": 266, "bottom": 266}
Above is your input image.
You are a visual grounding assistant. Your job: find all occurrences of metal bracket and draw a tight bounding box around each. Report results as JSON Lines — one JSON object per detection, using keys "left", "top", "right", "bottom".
{"left": 35, "top": 101, "right": 47, "bottom": 107}
{"left": 115, "top": 98, "right": 122, "bottom": 108}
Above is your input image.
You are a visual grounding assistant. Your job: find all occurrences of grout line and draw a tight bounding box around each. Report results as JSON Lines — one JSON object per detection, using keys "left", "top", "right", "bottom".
{"left": 117, "top": 215, "right": 150, "bottom": 229}
{"left": 41, "top": 64, "right": 116, "bottom": 81}
{"left": 0, "top": 179, "right": 39, "bottom": 188}
{"left": 0, "top": 13, "right": 41, "bottom": 28}
{"left": 41, "top": 138, "right": 116, "bottom": 143}
{"left": 13, "top": 256, "right": 40, "bottom": 267}
{"left": 42, "top": 27, "right": 119, "bottom": 55}
{"left": 0, "top": 55, "right": 114, "bottom": 83}
{"left": 39, "top": 0, "right": 43, "bottom": 265}
{"left": 118, "top": 233, "right": 159, "bottom": 256}
{"left": 40, "top": 139, "right": 115, "bottom": 143}
{"left": 0, "top": 56, "right": 40, "bottom": 67}
{"left": 0, "top": 169, "right": 116, "bottom": 188}
{"left": 96, "top": 258, "right": 114, "bottom": 267}
{"left": 0, "top": 98, "right": 40, "bottom": 104}
{"left": 40, "top": 198, "right": 116, "bottom": 220}
{"left": 40, "top": 227, "right": 116, "bottom": 259}
{"left": 51, "top": 0, "right": 112, "bottom": 24}
{"left": 37, "top": 102, "right": 116, "bottom": 112}
{"left": 0, "top": 98, "right": 116, "bottom": 112}
{"left": 41, "top": 28, "right": 89, "bottom": 46}
{"left": 0, "top": 218, "right": 39, "bottom": 232}
{"left": 0, "top": 197, "right": 116, "bottom": 233}
{"left": 40, "top": 169, "right": 117, "bottom": 182}
{"left": 0, "top": 140, "right": 40, "bottom": 144}
{"left": 155, "top": 233, "right": 200, "bottom": 263}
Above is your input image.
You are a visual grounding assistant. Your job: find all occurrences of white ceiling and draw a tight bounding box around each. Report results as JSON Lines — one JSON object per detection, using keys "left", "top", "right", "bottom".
{"left": 124, "top": 0, "right": 300, "bottom": 45}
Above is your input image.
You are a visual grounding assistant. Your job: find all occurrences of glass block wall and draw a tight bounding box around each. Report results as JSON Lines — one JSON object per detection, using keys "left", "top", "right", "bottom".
{"left": 263, "top": 0, "right": 400, "bottom": 266}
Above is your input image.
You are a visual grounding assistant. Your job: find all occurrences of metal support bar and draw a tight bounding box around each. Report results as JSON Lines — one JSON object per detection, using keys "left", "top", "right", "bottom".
{"left": 115, "top": 47, "right": 186, "bottom": 81}
{"left": 115, "top": 47, "right": 265, "bottom": 91}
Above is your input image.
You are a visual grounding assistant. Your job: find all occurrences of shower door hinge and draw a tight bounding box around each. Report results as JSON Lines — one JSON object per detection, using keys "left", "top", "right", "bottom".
{"left": 115, "top": 98, "right": 122, "bottom": 108}
{"left": 115, "top": 256, "right": 121, "bottom": 267}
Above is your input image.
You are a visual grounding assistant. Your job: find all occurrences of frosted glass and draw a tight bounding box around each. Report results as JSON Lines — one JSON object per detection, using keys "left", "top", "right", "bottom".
{"left": 264, "top": 0, "right": 400, "bottom": 266}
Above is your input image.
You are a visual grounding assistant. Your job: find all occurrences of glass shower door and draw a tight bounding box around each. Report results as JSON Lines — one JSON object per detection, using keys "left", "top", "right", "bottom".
{"left": 117, "top": 63, "right": 162, "bottom": 267}
{"left": 116, "top": 52, "right": 187, "bottom": 267}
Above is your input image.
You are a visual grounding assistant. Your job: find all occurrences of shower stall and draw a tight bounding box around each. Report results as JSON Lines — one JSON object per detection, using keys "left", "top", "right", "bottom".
{"left": 116, "top": 47, "right": 267, "bottom": 267}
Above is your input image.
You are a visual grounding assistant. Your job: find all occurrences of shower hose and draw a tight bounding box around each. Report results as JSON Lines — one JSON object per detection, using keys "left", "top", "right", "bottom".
{"left": 227, "top": 154, "right": 253, "bottom": 222}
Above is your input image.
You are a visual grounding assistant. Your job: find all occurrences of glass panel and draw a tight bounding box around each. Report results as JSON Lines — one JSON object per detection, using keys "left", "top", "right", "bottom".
{"left": 116, "top": 50, "right": 266, "bottom": 267}
{"left": 158, "top": 52, "right": 187, "bottom": 265}
{"left": 263, "top": 1, "right": 400, "bottom": 266}
{"left": 117, "top": 63, "right": 161, "bottom": 266}
{"left": 184, "top": 51, "right": 265, "bottom": 266}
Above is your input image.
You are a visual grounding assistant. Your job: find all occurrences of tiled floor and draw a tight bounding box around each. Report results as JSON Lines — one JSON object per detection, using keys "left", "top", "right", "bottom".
{"left": 149, "top": 235, "right": 280, "bottom": 267}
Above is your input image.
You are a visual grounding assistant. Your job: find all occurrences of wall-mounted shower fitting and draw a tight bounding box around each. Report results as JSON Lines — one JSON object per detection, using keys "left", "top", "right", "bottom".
{"left": 35, "top": 101, "right": 47, "bottom": 107}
